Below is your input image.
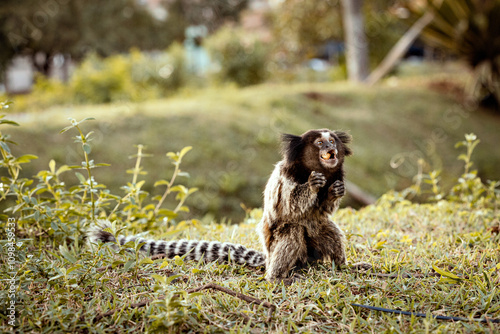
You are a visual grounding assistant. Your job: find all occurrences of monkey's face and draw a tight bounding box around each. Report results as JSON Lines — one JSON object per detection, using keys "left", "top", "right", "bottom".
{"left": 313, "top": 132, "right": 340, "bottom": 169}
{"left": 281, "top": 128, "right": 352, "bottom": 179}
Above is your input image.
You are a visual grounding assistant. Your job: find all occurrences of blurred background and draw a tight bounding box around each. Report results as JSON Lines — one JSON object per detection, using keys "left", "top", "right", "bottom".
{"left": 1, "top": 0, "right": 499, "bottom": 222}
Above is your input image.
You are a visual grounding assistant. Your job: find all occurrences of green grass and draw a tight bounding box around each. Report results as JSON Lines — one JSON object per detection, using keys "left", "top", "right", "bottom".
{"left": 1, "top": 65, "right": 500, "bottom": 332}
{"left": 1, "top": 193, "right": 499, "bottom": 333}
{"left": 4, "top": 62, "right": 500, "bottom": 222}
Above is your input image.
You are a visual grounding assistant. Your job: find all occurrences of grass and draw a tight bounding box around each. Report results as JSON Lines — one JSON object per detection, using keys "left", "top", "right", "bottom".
{"left": 1, "top": 64, "right": 500, "bottom": 332}
{"left": 1, "top": 189, "right": 499, "bottom": 332}
{"left": 3, "top": 61, "right": 500, "bottom": 222}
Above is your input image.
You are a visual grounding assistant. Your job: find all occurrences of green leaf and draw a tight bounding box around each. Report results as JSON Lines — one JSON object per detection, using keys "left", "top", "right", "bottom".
{"left": 0, "top": 141, "right": 11, "bottom": 154}
{"left": 56, "top": 165, "right": 71, "bottom": 175}
{"left": 15, "top": 154, "right": 38, "bottom": 164}
{"left": 166, "top": 274, "right": 183, "bottom": 284}
{"left": 49, "top": 160, "right": 56, "bottom": 173}
{"left": 123, "top": 260, "right": 136, "bottom": 271}
{"left": 166, "top": 152, "right": 179, "bottom": 162}
{"left": 83, "top": 143, "right": 92, "bottom": 154}
{"left": 60, "top": 125, "right": 75, "bottom": 134}
{"left": 154, "top": 180, "right": 169, "bottom": 187}
{"left": 179, "top": 146, "right": 192, "bottom": 159}
{"left": 171, "top": 185, "right": 187, "bottom": 193}
{"left": 94, "top": 163, "right": 111, "bottom": 167}
{"left": 432, "top": 264, "right": 463, "bottom": 281}
{"left": 157, "top": 209, "right": 178, "bottom": 219}
{"left": 151, "top": 274, "right": 167, "bottom": 285}
{"left": 139, "top": 258, "right": 154, "bottom": 265}
{"left": 0, "top": 119, "right": 19, "bottom": 126}
{"left": 75, "top": 172, "right": 86, "bottom": 184}
{"left": 59, "top": 245, "right": 78, "bottom": 264}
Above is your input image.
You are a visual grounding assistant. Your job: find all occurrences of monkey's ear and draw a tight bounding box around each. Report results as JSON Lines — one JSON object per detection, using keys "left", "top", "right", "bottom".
{"left": 335, "top": 131, "right": 353, "bottom": 156}
{"left": 281, "top": 133, "right": 304, "bottom": 164}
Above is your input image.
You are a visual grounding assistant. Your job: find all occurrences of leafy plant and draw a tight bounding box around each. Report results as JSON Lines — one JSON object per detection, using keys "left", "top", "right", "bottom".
{"left": 407, "top": 0, "right": 500, "bottom": 109}
{"left": 205, "top": 26, "right": 270, "bottom": 87}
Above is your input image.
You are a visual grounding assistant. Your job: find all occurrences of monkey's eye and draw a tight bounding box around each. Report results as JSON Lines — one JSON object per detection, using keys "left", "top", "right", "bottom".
{"left": 316, "top": 140, "right": 323, "bottom": 145}
{"left": 329, "top": 139, "right": 334, "bottom": 144}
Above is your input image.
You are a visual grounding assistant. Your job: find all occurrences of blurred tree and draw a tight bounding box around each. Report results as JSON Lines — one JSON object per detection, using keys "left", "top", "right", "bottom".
{"left": 271, "top": 0, "right": 405, "bottom": 71}
{"left": 407, "top": 0, "right": 500, "bottom": 110}
{"left": 169, "top": 0, "right": 248, "bottom": 32}
{"left": 0, "top": 0, "right": 183, "bottom": 77}
{"left": 341, "top": 0, "right": 369, "bottom": 82}
{"left": 272, "top": 0, "right": 343, "bottom": 65}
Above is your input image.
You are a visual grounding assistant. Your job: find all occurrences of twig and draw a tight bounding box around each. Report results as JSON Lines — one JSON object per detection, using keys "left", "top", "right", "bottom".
{"left": 89, "top": 283, "right": 276, "bottom": 323}
{"left": 352, "top": 304, "right": 500, "bottom": 323}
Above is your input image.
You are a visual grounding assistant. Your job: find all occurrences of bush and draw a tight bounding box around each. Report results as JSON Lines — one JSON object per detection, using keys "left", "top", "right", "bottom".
{"left": 205, "top": 26, "right": 270, "bottom": 86}
{"left": 12, "top": 47, "right": 192, "bottom": 111}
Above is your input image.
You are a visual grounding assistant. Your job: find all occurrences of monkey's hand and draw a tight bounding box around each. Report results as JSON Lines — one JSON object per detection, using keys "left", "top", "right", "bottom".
{"left": 308, "top": 171, "right": 326, "bottom": 192}
{"left": 329, "top": 180, "right": 345, "bottom": 200}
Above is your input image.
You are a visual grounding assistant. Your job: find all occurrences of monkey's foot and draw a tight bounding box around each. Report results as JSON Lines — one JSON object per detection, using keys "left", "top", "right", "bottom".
{"left": 350, "top": 262, "right": 372, "bottom": 271}
{"left": 269, "top": 273, "right": 304, "bottom": 286}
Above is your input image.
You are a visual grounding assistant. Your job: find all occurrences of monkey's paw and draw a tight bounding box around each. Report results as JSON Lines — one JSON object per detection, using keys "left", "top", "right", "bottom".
{"left": 329, "top": 180, "right": 345, "bottom": 199}
{"left": 309, "top": 171, "right": 326, "bottom": 192}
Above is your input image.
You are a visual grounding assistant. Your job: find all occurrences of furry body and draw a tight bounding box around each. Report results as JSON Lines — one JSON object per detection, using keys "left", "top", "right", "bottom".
{"left": 258, "top": 129, "right": 352, "bottom": 281}
{"left": 88, "top": 220, "right": 265, "bottom": 267}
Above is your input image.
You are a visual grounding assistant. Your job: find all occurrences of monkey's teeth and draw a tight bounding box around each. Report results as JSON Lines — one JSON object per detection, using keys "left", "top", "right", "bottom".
{"left": 322, "top": 153, "right": 331, "bottom": 160}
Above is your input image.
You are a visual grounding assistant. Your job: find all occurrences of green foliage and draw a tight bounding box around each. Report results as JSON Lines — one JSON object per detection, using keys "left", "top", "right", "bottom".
{"left": 407, "top": 0, "right": 500, "bottom": 109}
{"left": 205, "top": 26, "right": 270, "bottom": 87}
{"left": 405, "top": 133, "right": 500, "bottom": 207}
{"left": 0, "top": 0, "right": 179, "bottom": 76}
{"left": 1, "top": 109, "right": 499, "bottom": 331}
{"left": 15, "top": 47, "right": 191, "bottom": 109}
{"left": 0, "top": 113, "right": 197, "bottom": 243}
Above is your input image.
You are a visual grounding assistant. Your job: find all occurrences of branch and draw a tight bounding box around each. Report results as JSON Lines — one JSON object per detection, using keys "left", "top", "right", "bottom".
{"left": 366, "top": 11, "right": 435, "bottom": 86}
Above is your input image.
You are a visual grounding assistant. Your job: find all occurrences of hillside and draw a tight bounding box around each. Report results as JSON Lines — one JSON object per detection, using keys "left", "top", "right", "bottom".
{"left": 4, "top": 62, "right": 500, "bottom": 222}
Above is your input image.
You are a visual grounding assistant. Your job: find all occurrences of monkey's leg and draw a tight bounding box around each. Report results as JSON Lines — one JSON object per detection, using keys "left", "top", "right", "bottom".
{"left": 266, "top": 227, "right": 307, "bottom": 283}
{"left": 314, "top": 221, "right": 347, "bottom": 269}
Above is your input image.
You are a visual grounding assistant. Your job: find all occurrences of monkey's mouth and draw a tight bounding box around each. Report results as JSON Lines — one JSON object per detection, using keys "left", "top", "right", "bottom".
{"left": 320, "top": 150, "right": 336, "bottom": 161}
{"left": 320, "top": 150, "right": 338, "bottom": 166}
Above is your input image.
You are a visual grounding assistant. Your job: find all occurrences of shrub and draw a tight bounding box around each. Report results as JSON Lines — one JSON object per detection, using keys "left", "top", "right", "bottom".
{"left": 204, "top": 26, "right": 270, "bottom": 86}
{"left": 0, "top": 114, "right": 197, "bottom": 240}
{"left": 71, "top": 53, "right": 136, "bottom": 104}
{"left": 11, "top": 47, "right": 193, "bottom": 111}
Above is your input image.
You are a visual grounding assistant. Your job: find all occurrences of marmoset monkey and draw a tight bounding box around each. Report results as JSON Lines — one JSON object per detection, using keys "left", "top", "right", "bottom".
{"left": 88, "top": 128, "right": 354, "bottom": 283}
{"left": 258, "top": 128, "right": 352, "bottom": 282}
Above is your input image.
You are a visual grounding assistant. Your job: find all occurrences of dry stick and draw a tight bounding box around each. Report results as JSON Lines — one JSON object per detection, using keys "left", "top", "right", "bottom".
{"left": 91, "top": 283, "right": 276, "bottom": 323}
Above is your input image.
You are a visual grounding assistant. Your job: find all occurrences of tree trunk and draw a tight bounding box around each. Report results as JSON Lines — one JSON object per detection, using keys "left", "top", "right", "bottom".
{"left": 366, "top": 11, "right": 435, "bottom": 86}
{"left": 341, "top": 0, "right": 369, "bottom": 83}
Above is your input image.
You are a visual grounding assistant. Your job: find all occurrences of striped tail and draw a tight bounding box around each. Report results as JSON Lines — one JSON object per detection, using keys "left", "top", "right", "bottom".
{"left": 87, "top": 220, "right": 266, "bottom": 268}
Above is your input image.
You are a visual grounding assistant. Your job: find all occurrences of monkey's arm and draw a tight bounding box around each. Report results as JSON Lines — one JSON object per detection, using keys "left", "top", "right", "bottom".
{"left": 264, "top": 163, "right": 326, "bottom": 223}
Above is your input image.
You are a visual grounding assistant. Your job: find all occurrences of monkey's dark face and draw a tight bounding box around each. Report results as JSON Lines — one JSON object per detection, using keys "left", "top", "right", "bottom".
{"left": 311, "top": 131, "right": 341, "bottom": 169}
{"left": 281, "top": 128, "right": 352, "bottom": 181}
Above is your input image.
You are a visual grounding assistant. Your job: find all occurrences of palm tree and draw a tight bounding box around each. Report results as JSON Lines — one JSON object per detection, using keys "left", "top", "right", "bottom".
{"left": 409, "top": 0, "right": 500, "bottom": 110}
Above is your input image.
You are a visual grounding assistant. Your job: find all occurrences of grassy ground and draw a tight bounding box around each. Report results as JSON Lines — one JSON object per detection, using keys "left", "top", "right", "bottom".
{"left": 3, "top": 62, "right": 500, "bottom": 222}
{"left": 1, "top": 62, "right": 500, "bottom": 332}
{"left": 1, "top": 191, "right": 499, "bottom": 333}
